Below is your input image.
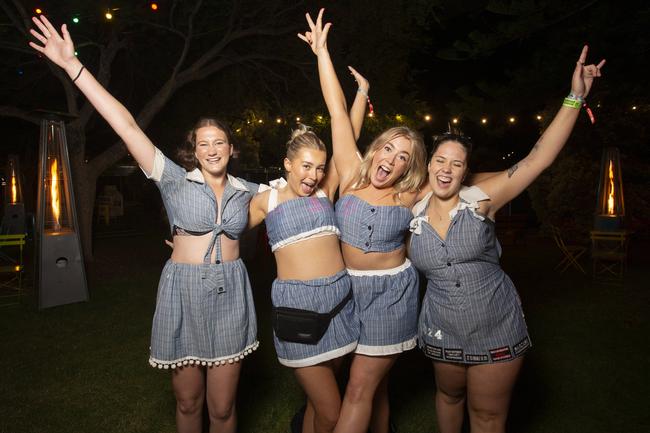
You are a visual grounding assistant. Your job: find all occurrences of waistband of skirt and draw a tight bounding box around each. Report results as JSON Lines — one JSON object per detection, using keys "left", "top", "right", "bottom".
{"left": 347, "top": 258, "right": 412, "bottom": 277}
{"left": 274, "top": 268, "right": 348, "bottom": 286}
{"left": 166, "top": 257, "right": 244, "bottom": 268}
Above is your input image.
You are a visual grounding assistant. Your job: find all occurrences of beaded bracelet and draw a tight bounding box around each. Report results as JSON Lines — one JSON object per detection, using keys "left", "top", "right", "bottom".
{"left": 357, "top": 88, "right": 374, "bottom": 114}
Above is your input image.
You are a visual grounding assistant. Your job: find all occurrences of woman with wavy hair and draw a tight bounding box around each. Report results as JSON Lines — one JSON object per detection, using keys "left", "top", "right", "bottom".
{"left": 300, "top": 10, "right": 427, "bottom": 433}
{"left": 29, "top": 16, "right": 259, "bottom": 433}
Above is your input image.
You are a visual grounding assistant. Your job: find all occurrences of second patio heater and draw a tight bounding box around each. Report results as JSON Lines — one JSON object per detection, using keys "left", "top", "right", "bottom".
{"left": 1, "top": 155, "right": 25, "bottom": 234}
{"left": 36, "top": 117, "right": 88, "bottom": 309}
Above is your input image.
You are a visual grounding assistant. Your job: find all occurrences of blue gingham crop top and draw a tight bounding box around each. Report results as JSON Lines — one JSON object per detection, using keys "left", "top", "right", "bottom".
{"left": 335, "top": 194, "right": 412, "bottom": 253}
{"left": 143, "top": 147, "right": 258, "bottom": 240}
{"left": 264, "top": 184, "right": 340, "bottom": 252}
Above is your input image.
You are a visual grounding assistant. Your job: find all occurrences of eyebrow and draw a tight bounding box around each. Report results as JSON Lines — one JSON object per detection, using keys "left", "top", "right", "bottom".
{"left": 386, "top": 141, "right": 411, "bottom": 155}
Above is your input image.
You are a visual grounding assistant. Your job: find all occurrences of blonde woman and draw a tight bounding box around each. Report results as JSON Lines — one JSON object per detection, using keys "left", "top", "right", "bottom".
{"left": 300, "top": 10, "right": 427, "bottom": 433}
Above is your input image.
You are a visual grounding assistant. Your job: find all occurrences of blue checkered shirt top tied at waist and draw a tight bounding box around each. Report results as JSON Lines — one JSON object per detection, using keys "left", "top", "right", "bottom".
{"left": 408, "top": 186, "right": 504, "bottom": 289}
{"left": 335, "top": 194, "right": 413, "bottom": 253}
{"left": 265, "top": 184, "right": 340, "bottom": 252}
{"left": 142, "top": 147, "right": 258, "bottom": 262}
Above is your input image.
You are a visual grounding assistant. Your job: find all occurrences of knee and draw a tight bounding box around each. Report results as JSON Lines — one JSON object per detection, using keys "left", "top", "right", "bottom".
{"left": 208, "top": 401, "right": 236, "bottom": 424}
{"left": 469, "top": 406, "right": 503, "bottom": 430}
{"left": 176, "top": 395, "right": 203, "bottom": 417}
{"left": 437, "top": 386, "right": 466, "bottom": 405}
{"left": 313, "top": 405, "right": 340, "bottom": 431}
{"left": 344, "top": 376, "right": 375, "bottom": 405}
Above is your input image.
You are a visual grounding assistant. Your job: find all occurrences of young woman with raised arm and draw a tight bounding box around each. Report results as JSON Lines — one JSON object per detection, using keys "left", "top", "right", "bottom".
{"left": 29, "top": 16, "right": 261, "bottom": 433}
{"left": 408, "top": 46, "right": 604, "bottom": 433}
{"left": 245, "top": 63, "right": 370, "bottom": 433}
{"left": 300, "top": 10, "right": 428, "bottom": 433}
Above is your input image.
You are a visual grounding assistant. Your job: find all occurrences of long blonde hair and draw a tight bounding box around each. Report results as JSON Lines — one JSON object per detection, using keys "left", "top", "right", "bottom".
{"left": 352, "top": 126, "right": 427, "bottom": 197}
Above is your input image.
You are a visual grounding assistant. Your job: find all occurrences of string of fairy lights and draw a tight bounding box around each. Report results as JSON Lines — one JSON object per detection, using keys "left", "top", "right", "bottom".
{"left": 27, "top": 5, "right": 645, "bottom": 129}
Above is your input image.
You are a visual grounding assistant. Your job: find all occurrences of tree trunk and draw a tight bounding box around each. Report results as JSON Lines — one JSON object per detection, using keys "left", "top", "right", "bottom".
{"left": 72, "top": 167, "right": 97, "bottom": 263}
{"left": 66, "top": 125, "right": 98, "bottom": 262}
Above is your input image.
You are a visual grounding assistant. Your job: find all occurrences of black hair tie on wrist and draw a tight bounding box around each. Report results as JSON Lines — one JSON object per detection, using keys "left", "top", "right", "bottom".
{"left": 72, "top": 65, "right": 85, "bottom": 83}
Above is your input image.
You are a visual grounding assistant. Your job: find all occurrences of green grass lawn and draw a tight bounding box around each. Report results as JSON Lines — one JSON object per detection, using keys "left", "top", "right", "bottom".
{"left": 1, "top": 231, "right": 648, "bottom": 433}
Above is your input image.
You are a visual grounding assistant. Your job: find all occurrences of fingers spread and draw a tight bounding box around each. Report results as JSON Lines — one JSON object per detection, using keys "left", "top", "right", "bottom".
{"left": 32, "top": 16, "right": 50, "bottom": 38}
{"left": 29, "top": 28, "right": 47, "bottom": 44}
{"left": 40, "top": 15, "right": 60, "bottom": 40}
{"left": 321, "top": 22, "right": 331, "bottom": 40}
{"left": 577, "top": 45, "right": 588, "bottom": 64}
{"left": 306, "top": 13, "right": 316, "bottom": 30}
{"left": 28, "top": 41, "right": 44, "bottom": 53}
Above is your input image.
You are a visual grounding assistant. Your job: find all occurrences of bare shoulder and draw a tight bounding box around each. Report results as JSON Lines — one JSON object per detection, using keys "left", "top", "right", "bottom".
{"left": 398, "top": 190, "right": 420, "bottom": 208}
{"left": 251, "top": 190, "right": 270, "bottom": 211}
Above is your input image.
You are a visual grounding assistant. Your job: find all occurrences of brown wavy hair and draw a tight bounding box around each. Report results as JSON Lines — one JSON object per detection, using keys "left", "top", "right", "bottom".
{"left": 176, "top": 117, "right": 234, "bottom": 171}
{"left": 351, "top": 126, "right": 427, "bottom": 198}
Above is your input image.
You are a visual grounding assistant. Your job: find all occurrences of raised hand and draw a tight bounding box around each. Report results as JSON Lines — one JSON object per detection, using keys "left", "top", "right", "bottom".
{"left": 297, "top": 8, "right": 331, "bottom": 55}
{"left": 28, "top": 15, "right": 78, "bottom": 72}
{"left": 570, "top": 45, "right": 606, "bottom": 98}
{"left": 348, "top": 66, "right": 370, "bottom": 94}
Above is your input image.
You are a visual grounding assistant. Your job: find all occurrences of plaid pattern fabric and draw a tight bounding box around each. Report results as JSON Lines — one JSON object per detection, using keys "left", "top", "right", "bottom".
{"left": 272, "top": 270, "right": 359, "bottom": 367}
{"left": 143, "top": 149, "right": 258, "bottom": 368}
{"left": 150, "top": 259, "right": 258, "bottom": 367}
{"left": 348, "top": 260, "right": 419, "bottom": 355}
{"left": 265, "top": 192, "right": 339, "bottom": 252}
{"left": 335, "top": 195, "right": 412, "bottom": 253}
{"left": 409, "top": 192, "right": 531, "bottom": 364}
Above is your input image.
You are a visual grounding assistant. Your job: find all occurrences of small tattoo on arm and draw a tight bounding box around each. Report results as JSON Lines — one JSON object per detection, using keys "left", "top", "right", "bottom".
{"left": 507, "top": 164, "right": 519, "bottom": 178}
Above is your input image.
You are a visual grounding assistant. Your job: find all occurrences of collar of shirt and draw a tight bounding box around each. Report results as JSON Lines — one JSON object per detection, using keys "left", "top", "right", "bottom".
{"left": 185, "top": 169, "right": 249, "bottom": 192}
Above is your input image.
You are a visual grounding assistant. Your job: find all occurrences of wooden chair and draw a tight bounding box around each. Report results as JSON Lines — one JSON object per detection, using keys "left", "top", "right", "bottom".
{"left": 550, "top": 225, "right": 587, "bottom": 274}
{"left": 0, "top": 233, "right": 26, "bottom": 306}
{"left": 590, "top": 230, "right": 628, "bottom": 283}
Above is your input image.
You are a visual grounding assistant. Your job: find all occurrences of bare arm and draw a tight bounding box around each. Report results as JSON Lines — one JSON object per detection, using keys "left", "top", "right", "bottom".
{"left": 29, "top": 16, "right": 155, "bottom": 174}
{"left": 247, "top": 191, "right": 268, "bottom": 230}
{"left": 299, "top": 10, "right": 361, "bottom": 193}
{"left": 478, "top": 46, "right": 605, "bottom": 218}
{"left": 348, "top": 66, "right": 369, "bottom": 142}
{"left": 466, "top": 172, "right": 500, "bottom": 185}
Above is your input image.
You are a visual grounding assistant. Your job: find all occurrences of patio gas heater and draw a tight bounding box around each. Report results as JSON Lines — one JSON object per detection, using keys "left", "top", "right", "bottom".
{"left": 594, "top": 147, "right": 625, "bottom": 230}
{"left": 36, "top": 117, "right": 88, "bottom": 309}
{"left": 1, "top": 155, "right": 25, "bottom": 234}
{"left": 591, "top": 147, "right": 627, "bottom": 282}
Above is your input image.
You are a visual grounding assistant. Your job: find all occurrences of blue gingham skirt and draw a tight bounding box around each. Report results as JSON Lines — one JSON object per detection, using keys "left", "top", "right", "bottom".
{"left": 149, "top": 259, "right": 258, "bottom": 369}
{"left": 348, "top": 259, "right": 419, "bottom": 355}
{"left": 271, "top": 270, "right": 359, "bottom": 367}
{"left": 418, "top": 274, "right": 531, "bottom": 364}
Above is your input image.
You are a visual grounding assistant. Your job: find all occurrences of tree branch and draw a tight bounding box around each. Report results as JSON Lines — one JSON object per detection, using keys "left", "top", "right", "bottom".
{"left": 0, "top": 105, "right": 40, "bottom": 124}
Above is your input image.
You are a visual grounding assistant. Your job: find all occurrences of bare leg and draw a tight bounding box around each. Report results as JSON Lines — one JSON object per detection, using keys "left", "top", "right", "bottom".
{"left": 369, "top": 375, "right": 390, "bottom": 433}
{"left": 432, "top": 361, "right": 467, "bottom": 433}
{"left": 302, "top": 401, "right": 315, "bottom": 433}
{"left": 334, "top": 354, "right": 397, "bottom": 433}
{"left": 467, "top": 357, "right": 524, "bottom": 433}
{"left": 294, "top": 361, "right": 342, "bottom": 433}
{"left": 205, "top": 362, "right": 242, "bottom": 433}
{"left": 172, "top": 366, "right": 205, "bottom": 433}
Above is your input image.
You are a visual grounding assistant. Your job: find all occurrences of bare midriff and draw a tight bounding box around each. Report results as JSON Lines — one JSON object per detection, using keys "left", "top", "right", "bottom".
{"left": 341, "top": 243, "right": 407, "bottom": 271}
{"left": 171, "top": 232, "right": 240, "bottom": 264}
{"left": 274, "top": 234, "right": 345, "bottom": 280}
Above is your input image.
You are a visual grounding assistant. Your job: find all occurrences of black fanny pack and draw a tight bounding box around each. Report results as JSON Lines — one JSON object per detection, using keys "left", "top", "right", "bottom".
{"left": 272, "top": 290, "right": 353, "bottom": 345}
